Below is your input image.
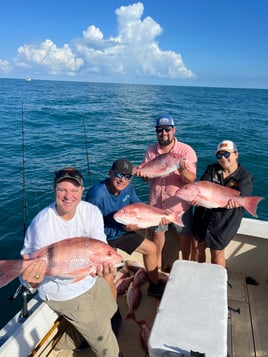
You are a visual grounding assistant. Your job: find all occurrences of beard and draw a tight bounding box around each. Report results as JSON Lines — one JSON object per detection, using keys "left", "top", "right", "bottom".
{"left": 158, "top": 137, "right": 173, "bottom": 146}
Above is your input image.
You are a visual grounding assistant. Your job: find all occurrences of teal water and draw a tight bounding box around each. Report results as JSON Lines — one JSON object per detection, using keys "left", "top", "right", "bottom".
{"left": 0, "top": 78, "right": 267, "bottom": 327}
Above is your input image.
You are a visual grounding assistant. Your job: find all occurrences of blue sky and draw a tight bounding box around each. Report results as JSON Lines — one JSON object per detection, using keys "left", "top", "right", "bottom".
{"left": 1, "top": 0, "right": 267, "bottom": 89}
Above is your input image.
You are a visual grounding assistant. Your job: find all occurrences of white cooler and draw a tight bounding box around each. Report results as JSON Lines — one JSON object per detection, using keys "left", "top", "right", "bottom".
{"left": 148, "top": 260, "right": 228, "bottom": 357}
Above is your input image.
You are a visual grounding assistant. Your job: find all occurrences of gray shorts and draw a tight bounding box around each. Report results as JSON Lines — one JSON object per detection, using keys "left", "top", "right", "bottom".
{"left": 150, "top": 207, "right": 194, "bottom": 236}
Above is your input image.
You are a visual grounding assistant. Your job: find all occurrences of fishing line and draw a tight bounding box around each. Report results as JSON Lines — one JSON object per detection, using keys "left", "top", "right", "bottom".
{"left": 81, "top": 112, "right": 91, "bottom": 183}
{"left": 21, "top": 101, "right": 27, "bottom": 236}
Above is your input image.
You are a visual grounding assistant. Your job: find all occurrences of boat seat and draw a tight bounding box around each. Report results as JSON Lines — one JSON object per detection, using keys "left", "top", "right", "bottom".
{"left": 148, "top": 260, "right": 228, "bottom": 357}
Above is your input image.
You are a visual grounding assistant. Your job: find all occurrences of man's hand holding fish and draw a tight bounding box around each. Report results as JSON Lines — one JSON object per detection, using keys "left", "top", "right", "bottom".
{"left": 21, "top": 257, "right": 47, "bottom": 288}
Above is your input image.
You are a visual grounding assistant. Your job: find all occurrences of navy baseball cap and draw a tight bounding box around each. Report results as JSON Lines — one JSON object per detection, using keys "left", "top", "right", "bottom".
{"left": 155, "top": 115, "right": 175, "bottom": 127}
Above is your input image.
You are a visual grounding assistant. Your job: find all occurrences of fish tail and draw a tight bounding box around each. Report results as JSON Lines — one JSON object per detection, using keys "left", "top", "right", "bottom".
{"left": 0, "top": 260, "right": 24, "bottom": 288}
{"left": 242, "top": 196, "right": 264, "bottom": 217}
{"left": 135, "top": 318, "right": 146, "bottom": 327}
{"left": 132, "top": 167, "right": 138, "bottom": 175}
{"left": 124, "top": 312, "right": 136, "bottom": 321}
{"left": 168, "top": 209, "right": 184, "bottom": 227}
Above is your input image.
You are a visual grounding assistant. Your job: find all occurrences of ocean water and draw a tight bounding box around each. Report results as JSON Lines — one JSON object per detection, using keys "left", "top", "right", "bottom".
{"left": 0, "top": 78, "right": 267, "bottom": 328}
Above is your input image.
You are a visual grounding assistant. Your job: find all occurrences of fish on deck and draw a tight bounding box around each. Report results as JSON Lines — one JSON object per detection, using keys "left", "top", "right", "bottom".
{"left": 175, "top": 181, "right": 264, "bottom": 217}
{"left": 125, "top": 281, "right": 142, "bottom": 321}
{"left": 133, "top": 268, "right": 148, "bottom": 287}
{"left": 136, "top": 319, "right": 151, "bottom": 354}
{"left": 133, "top": 152, "right": 185, "bottom": 178}
{"left": 0, "top": 237, "right": 123, "bottom": 288}
{"left": 114, "top": 267, "right": 131, "bottom": 285}
{"left": 113, "top": 202, "right": 184, "bottom": 229}
{"left": 116, "top": 275, "right": 134, "bottom": 295}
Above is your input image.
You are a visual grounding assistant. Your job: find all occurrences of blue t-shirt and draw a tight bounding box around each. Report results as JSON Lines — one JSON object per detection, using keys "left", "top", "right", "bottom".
{"left": 86, "top": 179, "right": 140, "bottom": 240}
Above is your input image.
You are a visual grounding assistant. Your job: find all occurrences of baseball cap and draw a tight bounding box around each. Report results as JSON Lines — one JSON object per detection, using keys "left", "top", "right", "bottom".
{"left": 155, "top": 115, "right": 174, "bottom": 127}
{"left": 111, "top": 159, "right": 133, "bottom": 175}
{"left": 216, "top": 140, "right": 238, "bottom": 154}
{"left": 54, "top": 167, "right": 83, "bottom": 186}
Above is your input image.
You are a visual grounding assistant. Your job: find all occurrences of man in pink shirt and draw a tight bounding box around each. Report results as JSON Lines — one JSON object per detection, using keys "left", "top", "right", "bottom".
{"left": 139, "top": 115, "right": 197, "bottom": 269}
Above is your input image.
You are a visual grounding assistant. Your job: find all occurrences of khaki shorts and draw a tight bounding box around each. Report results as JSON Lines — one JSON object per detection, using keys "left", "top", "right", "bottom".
{"left": 46, "top": 278, "right": 119, "bottom": 357}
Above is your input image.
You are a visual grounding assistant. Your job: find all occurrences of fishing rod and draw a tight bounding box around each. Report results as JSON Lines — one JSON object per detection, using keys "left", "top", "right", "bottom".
{"left": 81, "top": 112, "right": 91, "bottom": 183}
{"left": 21, "top": 102, "right": 31, "bottom": 318}
{"left": 8, "top": 102, "right": 31, "bottom": 319}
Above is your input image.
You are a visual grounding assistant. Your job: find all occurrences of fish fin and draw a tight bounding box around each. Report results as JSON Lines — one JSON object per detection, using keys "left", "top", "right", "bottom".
{"left": 222, "top": 186, "right": 241, "bottom": 196}
{"left": 0, "top": 260, "right": 24, "bottom": 288}
{"left": 71, "top": 274, "right": 89, "bottom": 283}
{"left": 137, "top": 162, "right": 146, "bottom": 169}
{"left": 69, "top": 265, "right": 96, "bottom": 283}
{"left": 242, "top": 196, "right": 264, "bottom": 217}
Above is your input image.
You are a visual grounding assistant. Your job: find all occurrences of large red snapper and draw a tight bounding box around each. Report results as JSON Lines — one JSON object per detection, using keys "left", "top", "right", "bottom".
{"left": 175, "top": 181, "right": 264, "bottom": 217}
{"left": 0, "top": 237, "right": 123, "bottom": 288}
{"left": 133, "top": 152, "right": 185, "bottom": 178}
{"left": 113, "top": 202, "right": 184, "bottom": 228}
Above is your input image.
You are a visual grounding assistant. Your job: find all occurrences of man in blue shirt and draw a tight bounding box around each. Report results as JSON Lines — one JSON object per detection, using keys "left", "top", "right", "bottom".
{"left": 86, "top": 159, "right": 165, "bottom": 298}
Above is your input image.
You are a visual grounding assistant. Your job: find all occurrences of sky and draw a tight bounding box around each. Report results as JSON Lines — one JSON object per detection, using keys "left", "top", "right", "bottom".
{"left": 0, "top": 0, "right": 268, "bottom": 89}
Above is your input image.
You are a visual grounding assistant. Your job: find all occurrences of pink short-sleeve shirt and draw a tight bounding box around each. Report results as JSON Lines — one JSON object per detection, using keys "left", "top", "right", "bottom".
{"left": 144, "top": 138, "right": 197, "bottom": 212}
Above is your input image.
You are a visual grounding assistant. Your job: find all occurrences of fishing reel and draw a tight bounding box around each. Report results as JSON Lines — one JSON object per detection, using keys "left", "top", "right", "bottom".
{"left": 7, "top": 284, "right": 34, "bottom": 319}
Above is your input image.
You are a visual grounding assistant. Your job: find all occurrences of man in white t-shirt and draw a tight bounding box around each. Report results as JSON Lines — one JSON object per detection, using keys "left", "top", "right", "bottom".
{"left": 20, "top": 167, "right": 121, "bottom": 357}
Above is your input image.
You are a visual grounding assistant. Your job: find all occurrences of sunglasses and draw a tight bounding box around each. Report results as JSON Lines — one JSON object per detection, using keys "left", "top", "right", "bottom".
{"left": 54, "top": 168, "right": 83, "bottom": 181}
{"left": 155, "top": 126, "right": 173, "bottom": 133}
{"left": 114, "top": 172, "right": 132, "bottom": 180}
{"left": 216, "top": 152, "right": 231, "bottom": 160}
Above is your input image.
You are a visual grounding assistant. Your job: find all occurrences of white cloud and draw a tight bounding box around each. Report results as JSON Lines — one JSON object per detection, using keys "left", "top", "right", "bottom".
{"left": 16, "top": 39, "right": 84, "bottom": 75}
{"left": 115, "top": 2, "right": 162, "bottom": 43}
{"left": 83, "top": 25, "right": 104, "bottom": 41}
{"left": 4, "top": 2, "right": 195, "bottom": 81}
{"left": 0, "top": 59, "right": 12, "bottom": 74}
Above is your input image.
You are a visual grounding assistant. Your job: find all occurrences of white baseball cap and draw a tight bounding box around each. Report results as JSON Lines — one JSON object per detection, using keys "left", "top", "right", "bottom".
{"left": 216, "top": 140, "right": 238, "bottom": 154}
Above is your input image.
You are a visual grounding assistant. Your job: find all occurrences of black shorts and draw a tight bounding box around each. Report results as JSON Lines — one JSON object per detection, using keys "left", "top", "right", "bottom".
{"left": 107, "top": 232, "right": 145, "bottom": 255}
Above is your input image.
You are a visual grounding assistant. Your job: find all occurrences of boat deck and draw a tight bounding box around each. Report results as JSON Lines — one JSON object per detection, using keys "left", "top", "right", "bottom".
{"left": 32, "top": 263, "right": 268, "bottom": 357}
{"left": 227, "top": 271, "right": 268, "bottom": 357}
{"left": 11, "top": 221, "right": 268, "bottom": 357}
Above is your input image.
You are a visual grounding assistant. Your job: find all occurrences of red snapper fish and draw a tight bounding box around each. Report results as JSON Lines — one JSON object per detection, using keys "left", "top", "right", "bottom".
{"left": 175, "top": 181, "right": 264, "bottom": 217}
{"left": 133, "top": 268, "right": 148, "bottom": 287}
{"left": 114, "top": 267, "right": 130, "bottom": 285}
{"left": 0, "top": 237, "right": 123, "bottom": 288}
{"left": 136, "top": 319, "right": 151, "bottom": 354}
{"left": 113, "top": 202, "right": 184, "bottom": 228}
{"left": 116, "top": 275, "right": 134, "bottom": 295}
{"left": 133, "top": 152, "right": 185, "bottom": 178}
{"left": 125, "top": 282, "right": 142, "bottom": 321}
